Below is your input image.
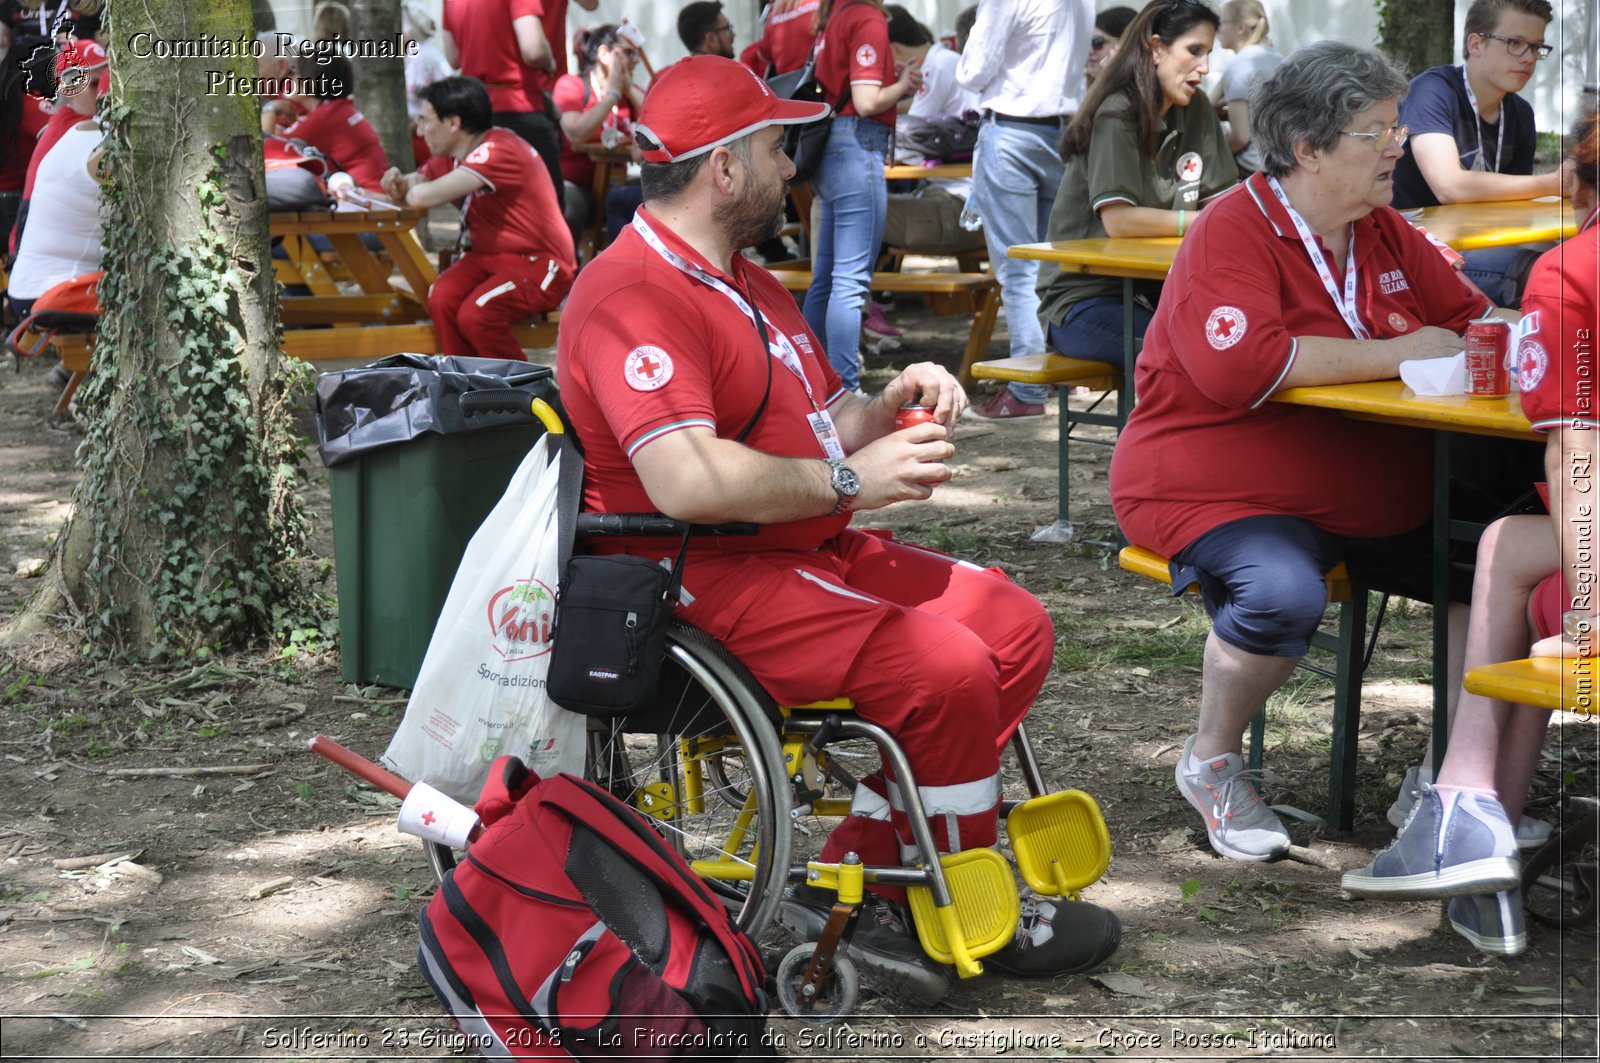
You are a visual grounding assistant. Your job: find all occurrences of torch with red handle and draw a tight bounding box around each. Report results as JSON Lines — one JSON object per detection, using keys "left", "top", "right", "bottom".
{"left": 309, "top": 735, "right": 482, "bottom": 846}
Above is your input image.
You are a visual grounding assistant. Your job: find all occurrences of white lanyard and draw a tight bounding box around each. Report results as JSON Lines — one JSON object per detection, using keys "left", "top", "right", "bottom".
{"left": 1266, "top": 176, "right": 1369, "bottom": 340}
{"left": 1583, "top": 205, "right": 1600, "bottom": 234}
{"left": 631, "top": 214, "right": 844, "bottom": 457}
{"left": 1460, "top": 66, "right": 1503, "bottom": 174}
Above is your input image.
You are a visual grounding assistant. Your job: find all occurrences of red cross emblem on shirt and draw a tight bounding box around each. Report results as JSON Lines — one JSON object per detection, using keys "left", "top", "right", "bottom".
{"left": 635, "top": 355, "right": 662, "bottom": 379}
{"left": 1214, "top": 315, "right": 1237, "bottom": 338}
{"left": 1181, "top": 158, "right": 1201, "bottom": 181}
{"left": 625, "top": 345, "right": 675, "bottom": 391}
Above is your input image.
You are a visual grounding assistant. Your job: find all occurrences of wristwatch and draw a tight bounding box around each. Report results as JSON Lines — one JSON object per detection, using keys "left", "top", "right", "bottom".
{"left": 827, "top": 459, "right": 859, "bottom": 516}
{"left": 1563, "top": 610, "right": 1596, "bottom": 641}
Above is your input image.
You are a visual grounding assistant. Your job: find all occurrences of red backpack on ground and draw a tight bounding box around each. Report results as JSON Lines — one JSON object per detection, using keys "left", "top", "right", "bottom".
{"left": 416, "top": 757, "right": 769, "bottom": 1060}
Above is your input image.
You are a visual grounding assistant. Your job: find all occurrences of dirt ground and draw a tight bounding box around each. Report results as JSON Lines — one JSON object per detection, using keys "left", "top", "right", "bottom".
{"left": 0, "top": 287, "right": 1596, "bottom": 1063}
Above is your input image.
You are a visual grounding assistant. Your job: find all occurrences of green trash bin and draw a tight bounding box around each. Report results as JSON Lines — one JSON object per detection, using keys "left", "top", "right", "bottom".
{"left": 317, "top": 356, "right": 557, "bottom": 689}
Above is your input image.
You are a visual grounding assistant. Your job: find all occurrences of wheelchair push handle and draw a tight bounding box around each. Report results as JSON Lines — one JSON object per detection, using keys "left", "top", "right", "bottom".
{"left": 458, "top": 391, "right": 564, "bottom": 435}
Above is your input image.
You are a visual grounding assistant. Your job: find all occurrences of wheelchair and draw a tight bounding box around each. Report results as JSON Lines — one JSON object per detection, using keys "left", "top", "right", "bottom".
{"left": 422, "top": 398, "right": 1114, "bottom": 1022}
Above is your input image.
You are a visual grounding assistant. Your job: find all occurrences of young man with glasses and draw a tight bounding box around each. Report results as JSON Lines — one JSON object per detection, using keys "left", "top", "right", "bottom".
{"left": 678, "top": 1, "right": 736, "bottom": 59}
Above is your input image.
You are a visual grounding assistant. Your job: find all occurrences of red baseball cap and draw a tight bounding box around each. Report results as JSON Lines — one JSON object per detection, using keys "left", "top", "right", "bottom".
{"left": 56, "top": 39, "right": 108, "bottom": 74}
{"left": 634, "top": 54, "right": 829, "bottom": 164}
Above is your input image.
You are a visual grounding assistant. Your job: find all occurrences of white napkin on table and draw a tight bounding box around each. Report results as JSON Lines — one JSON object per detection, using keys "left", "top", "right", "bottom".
{"left": 1399, "top": 352, "right": 1466, "bottom": 396}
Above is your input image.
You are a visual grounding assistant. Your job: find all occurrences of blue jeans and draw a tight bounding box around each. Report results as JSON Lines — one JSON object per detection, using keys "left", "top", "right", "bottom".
{"left": 1046, "top": 295, "right": 1154, "bottom": 370}
{"left": 604, "top": 182, "right": 644, "bottom": 248}
{"left": 970, "top": 117, "right": 1064, "bottom": 402}
{"left": 804, "top": 117, "right": 890, "bottom": 393}
{"left": 1460, "top": 243, "right": 1547, "bottom": 309}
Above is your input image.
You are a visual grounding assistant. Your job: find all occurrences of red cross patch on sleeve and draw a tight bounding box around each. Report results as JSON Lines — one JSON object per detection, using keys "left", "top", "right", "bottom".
{"left": 624, "top": 345, "right": 675, "bottom": 391}
{"left": 1205, "top": 306, "right": 1247, "bottom": 350}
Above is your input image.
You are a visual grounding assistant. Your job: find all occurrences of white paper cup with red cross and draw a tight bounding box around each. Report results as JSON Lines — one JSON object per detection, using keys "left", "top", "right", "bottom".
{"left": 397, "top": 781, "right": 480, "bottom": 849}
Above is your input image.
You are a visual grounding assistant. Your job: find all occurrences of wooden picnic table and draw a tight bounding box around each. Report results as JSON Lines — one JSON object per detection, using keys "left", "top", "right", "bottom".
{"left": 1408, "top": 197, "right": 1576, "bottom": 251}
{"left": 1273, "top": 378, "right": 1540, "bottom": 793}
{"left": 575, "top": 142, "right": 636, "bottom": 262}
{"left": 884, "top": 162, "right": 973, "bottom": 181}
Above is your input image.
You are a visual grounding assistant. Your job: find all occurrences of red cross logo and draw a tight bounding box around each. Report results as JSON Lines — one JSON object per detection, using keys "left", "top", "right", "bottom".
{"left": 1205, "top": 305, "right": 1247, "bottom": 350}
{"left": 421, "top": 811, "right": 436, "bottom": 826}
{"left": 1214, "top": 316, "right": 1237, "bottom": 339}
{"left": 1178, "top": 152, "right": 1203, "bottom": 183}
{"left": 625, "top": 346, "right": 675, "bottom": 391}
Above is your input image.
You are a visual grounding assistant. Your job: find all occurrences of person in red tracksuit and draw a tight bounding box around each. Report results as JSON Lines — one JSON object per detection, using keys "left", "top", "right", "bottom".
{"left": 381, "top": 76, "right": 574, "bottom": 361}
{"left": 558, "top": 56, "right": 1120, "bottom": 1003}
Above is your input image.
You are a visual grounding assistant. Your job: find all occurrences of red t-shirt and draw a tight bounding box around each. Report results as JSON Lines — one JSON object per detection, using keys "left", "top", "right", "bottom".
{"left": 519, "top": 0, "right": 567, "bottom": 100}
{"left": 551, "top": 73, "right": 634, "bottom": 185}
{"left": 282, "top": 98, "right": 389, "bottom": 188}
{"left": 814, "top": 0, "right": 895, "bottom": 126}
{"left": 556, "top": 208, "right": 851, "bottom": 554}
{"left": 743, "top": 0, "right": 820, "bottom": 77}
{"left": 1517, "top": 216, "right": 1600, "bottom": 434}
{"left": 424, "top": 128, "right": 574, "bottom": 263}
{"left": 1, "top": 94, "right": 52, "bottom": 193}
{"left": 1110, "top": 172, "right": 1488, "bottom": 557}
{"left": 443, "top": 0, "right": 542, "bottom": 112}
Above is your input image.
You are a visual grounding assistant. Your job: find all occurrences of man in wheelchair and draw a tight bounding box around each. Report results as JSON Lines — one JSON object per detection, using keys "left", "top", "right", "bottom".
{"left": 555, "top": 55, "right": 1121, "bottom": 1003}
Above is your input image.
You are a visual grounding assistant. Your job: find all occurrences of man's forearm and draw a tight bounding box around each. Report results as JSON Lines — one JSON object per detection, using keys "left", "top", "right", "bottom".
{"left": 634, "top": 432, "right": 835, "bottom": 524}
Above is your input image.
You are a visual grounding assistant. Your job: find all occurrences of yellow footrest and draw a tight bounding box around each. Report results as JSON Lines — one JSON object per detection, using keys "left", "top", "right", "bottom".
{"left": 1006, "top": 790, "right": 1112, "bottom": 897}
{"left": 906, "top": 848, "right": 1019, "bottom": 975}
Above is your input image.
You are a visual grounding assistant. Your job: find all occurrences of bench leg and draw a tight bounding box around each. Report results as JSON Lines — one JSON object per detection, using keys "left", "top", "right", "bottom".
{"left": 1247, "top": 706, "right": 1266, "bottom": 772}
{"left": 955, "top": 285, "right": 1001, "bottom": 391}
{"left": 1326, "top": 588, "right": 1369, "bottom": 832}
{"left": 1027, "top": 383, "right": 1077, "bottom": 544}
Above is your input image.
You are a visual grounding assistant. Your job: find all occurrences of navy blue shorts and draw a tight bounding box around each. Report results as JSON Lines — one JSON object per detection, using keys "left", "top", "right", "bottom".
{"left": 1171, "top": 514, "right": 1471, "bottom": 658}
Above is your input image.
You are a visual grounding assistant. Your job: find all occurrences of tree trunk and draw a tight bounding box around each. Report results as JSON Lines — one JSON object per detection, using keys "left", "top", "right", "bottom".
{"left": 1378, "top": 0, "right": 1457, "bottom": 76}
{"left": 5, "top": 0, "right": 310, "bottom": 658}
{"left": 350, "top": 0, "right": 415, "bottom": 173}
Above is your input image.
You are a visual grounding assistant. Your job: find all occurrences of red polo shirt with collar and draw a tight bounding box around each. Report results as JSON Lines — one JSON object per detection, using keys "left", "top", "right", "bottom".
{"left": 444, "top": 0, "right": 542, "bottom": 112}
{"left": 557, "top": 208, "right": 850, "bottom": 553}
{"left": 814, "top": 0, "right": 895, "bottom": 126}
{"left": 1110, "top": 171, "right": 1488, "bottom": 557}
{"left": 282, "top": 98, "right": 389, "bottom": 188}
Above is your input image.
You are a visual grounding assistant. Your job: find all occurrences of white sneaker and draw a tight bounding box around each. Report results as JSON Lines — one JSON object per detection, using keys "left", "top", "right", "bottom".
{"left": 1175, "top": 735, "right": 1291, "bottom": 861}
{"left": 1389, "top": 763, "right": 1551, "bottom": 851}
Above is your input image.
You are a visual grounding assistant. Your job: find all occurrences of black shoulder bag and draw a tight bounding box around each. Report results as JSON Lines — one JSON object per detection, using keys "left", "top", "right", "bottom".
{"left": 545, "top": 288, "right": 773, "bottom": 718}
{"left": 767, "top": 37, "right": 848, "bottom": 183}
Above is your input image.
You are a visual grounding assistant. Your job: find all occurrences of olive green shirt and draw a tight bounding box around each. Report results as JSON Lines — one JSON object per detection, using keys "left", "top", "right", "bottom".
{"left": 1037, "top": 89, "right": 1238, "bottom": 326}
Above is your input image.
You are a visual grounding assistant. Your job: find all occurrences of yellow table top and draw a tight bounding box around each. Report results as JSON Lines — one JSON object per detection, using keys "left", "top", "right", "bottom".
{"left": 1272, "top": 378, "right": 1537, "bottom": 441}
{"left": 1408, "top": 198, "right": 1575, "bottom": 251}
{"left": 1464, "top": 657, "right": 1597, "bottom": 714}
{"left": 1005, "top": 238, "right": 1180, "bottom": 281}
{"left": 885, "top": 162, "right": 972, "bottom": 181}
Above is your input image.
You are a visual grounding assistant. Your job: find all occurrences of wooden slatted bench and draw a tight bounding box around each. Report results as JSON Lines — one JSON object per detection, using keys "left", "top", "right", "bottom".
{"left": 970, "top": 353, "right": 1126, "bottom": 544}
{"left": 768, "top": 268, "right": 999, "bottom": 389}
{"left": 1118, "top": 544, "right": 1377, "bottom": 831}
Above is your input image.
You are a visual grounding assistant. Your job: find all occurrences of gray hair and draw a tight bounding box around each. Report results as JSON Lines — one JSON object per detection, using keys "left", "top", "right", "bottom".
{"left": 1251, "top": 41, "right": 1410, "bottom": 178}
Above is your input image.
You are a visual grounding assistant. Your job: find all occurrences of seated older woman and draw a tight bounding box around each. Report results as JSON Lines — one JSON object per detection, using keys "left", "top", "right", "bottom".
{"left": 1109, "top": 40, "right": 1504, "bottom": 862}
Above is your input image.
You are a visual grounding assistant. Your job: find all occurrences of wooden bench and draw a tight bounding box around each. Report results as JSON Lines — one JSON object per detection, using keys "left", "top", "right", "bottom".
{"left": 970, "top": 353, "right": 1126, "bottom": 544}
{"left": 1118, "top": 545, "right": 1379, "bottom": 832}
{"left": 768, "top": 268, "right": 1000, "bottom": 388}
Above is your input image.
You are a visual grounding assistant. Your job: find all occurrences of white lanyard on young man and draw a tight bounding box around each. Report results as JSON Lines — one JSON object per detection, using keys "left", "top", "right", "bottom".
{"left": 1460, "top": 65, "right": 1503, "bottom": 174}
{"left": 1266, "top": 175, "right": 1370, "bottom": 340}
{"left": 631, "top": 213, "right": 846, "bottom": 460}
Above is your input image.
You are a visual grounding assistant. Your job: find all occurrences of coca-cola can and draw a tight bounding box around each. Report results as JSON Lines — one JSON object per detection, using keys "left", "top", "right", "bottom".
{"left": 895, "top": 404, "right": 937, "bottom": 431}
{"left": 1464, "top": 319, "right": 1510, "bottom": 399}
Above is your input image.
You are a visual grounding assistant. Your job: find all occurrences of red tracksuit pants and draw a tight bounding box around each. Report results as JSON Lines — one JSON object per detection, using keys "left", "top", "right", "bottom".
{"left": 673, "top": 528, "right": 1054, "bottom": 870}
{"left": 428, "top": 251, "right": 572, "bottom": 361}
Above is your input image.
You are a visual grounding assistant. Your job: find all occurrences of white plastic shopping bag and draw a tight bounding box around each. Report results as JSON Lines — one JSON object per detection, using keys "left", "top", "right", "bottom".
{"left": 382, "top": 434, "right": 586, "bottom": 803}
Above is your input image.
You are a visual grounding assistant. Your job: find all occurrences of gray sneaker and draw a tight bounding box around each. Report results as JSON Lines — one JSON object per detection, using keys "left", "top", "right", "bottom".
{"left": 1174, "top": 735, "right": 1290, "bottom": 861}
{"left": 1447, "top": 889, "right": 1527, "bottom": 956}
{"left": 776, "top": 883, "right": 951, "bottom": 1005}
{"left": 1389, "top": 763, "right": 1551, "bottom": 851}
{"left": 1342, "top": 787, "right": 1520, "bottom": 898}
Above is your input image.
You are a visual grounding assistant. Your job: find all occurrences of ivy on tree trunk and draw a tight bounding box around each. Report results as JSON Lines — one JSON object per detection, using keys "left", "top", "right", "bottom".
{"left": 42, "top": 0, "right": 311, "bottom": 659}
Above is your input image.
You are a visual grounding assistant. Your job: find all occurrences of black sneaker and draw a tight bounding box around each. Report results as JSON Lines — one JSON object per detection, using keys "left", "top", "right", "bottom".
{"left": 984, "top": 893, "right": 1122, "bottom": 978}
{"left": 775, "top": 883, "right": 951, "bottom": 1005}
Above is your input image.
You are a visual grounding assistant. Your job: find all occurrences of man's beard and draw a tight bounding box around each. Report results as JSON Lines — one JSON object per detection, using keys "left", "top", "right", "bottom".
{"left": 716, "top": 176, "right": 786, "bottom": 251}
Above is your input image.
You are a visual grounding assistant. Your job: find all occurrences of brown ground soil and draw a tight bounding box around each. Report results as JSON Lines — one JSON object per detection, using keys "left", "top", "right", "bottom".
{"left": 0, "top": 283, "right": 1595, "bottom": 1062}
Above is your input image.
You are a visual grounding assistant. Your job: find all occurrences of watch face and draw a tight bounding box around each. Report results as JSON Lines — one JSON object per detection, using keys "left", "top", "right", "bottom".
{"left": 1565, "top": 611, "right": 1592, "bottom": 641}
{"left": 833, "top": 464, "right": 860, "bottom": 497}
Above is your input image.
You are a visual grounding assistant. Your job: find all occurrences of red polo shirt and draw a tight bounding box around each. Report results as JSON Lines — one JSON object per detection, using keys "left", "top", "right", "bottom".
{"left": 1518, "top": 217, "right": 1600, "bottom": 434}
{"left": 444, "top": 0, "right": 543, "bottom": 112}
{"left": 814, "top": 0, "right": 895, "bottom": 126}
{"left": 282, "top": 98, "right": 389, "bottom": 188}
{"left": 519, "top": 0, "right": 567, "bottom": 100}
{"left": 743, "top": 0, "right": 820, "bottom": 77}
{"left": 423, "top": 128, "right": 573, "bottom": 263}
{"left": 1110, "top": 171, "right": 1488, "bottom": 557}
{"left": 557, "top": 208, "right": 850, "bottom": 553}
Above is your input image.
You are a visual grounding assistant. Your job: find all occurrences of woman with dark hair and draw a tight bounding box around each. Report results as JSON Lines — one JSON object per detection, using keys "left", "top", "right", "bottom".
{"left": 1036, "top": 0, "right": 1236, "bottom": 370}
{"left": 554, "top": 23, "right": 645, "bottom": 246}
{"left": 801, "top": 0, "right": 921, "bottom": 393}
{"left": 280, "top": 54, "right": 389, "bottom": 189}
{"left": 1342, "top": 112, "right": 1600, "bottom": 956}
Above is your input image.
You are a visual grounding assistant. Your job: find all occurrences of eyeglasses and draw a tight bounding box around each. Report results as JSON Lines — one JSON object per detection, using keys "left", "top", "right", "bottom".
{"left": 1341, "top": 124, "right": 1409, "bottom": 151}
{"left": 1090, "top": 35, "right": 1108, "bottom": 50}
{"left": 1480, "top": 32, "right": 1553, "bottom": 59}
{"left": 714, "top": 22, "right": 735, "bottom": 36}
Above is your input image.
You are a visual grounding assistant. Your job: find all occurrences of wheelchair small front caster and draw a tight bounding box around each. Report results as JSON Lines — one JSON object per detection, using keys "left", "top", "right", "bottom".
{"left": 775, "top": 943, "right": 859, "bottom": 1024}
